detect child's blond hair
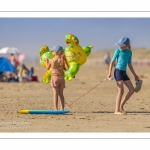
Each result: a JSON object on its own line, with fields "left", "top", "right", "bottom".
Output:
{"left": 126, "top": 44, "right": 131, "bottom": 51}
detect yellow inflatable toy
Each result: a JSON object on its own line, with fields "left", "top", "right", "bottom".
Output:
{"left": 39, "top": 46, "right": 53, "bottom": 83}
{"left": 39, "top": 34, "right": 93, "bottom": 83}
{"left": 64, "top": 34, "right": 93, "bottom": 80}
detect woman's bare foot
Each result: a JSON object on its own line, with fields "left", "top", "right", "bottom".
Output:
{"left": 114, "top": 111, "right": 126, "bottom": 115}
{"left": 120, "top": 106, "right": 127, "bottom": 114}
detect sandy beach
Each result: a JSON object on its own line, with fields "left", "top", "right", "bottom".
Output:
{"left": 0, "top": 52, "right": 150, "bottom": 133}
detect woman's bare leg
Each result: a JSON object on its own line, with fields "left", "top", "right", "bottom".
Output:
{"left": 52, "top": 87, "right": 59, "bottom": 110}
{"left": 58, "top": 87, "right": 65, "bottom": 110}
{"left": 115, "top": 80, "right": 125, "bottom": 115}
{"left": 120, "top": 80, "right": 134, "bottom": 112}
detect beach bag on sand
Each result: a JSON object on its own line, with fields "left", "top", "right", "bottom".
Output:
{"left": 134, "top": 80, "right": 143, "bottom": 93}
{"left": 31, "top": 76, "right": 38, "bottom": 82}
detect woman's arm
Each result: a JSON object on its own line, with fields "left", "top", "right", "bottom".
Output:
{"left": 107, "top": 60, "right": 115, "bottom": 79}
{"left": 64, "top": 59, "right": 69, "bottom": 71}
{"left": 45, "top": 58, "right": 51, "bottom": 70}
{"left": 128, "top": 64, "right": 140, "bottom": 80}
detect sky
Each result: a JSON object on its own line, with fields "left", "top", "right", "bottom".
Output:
{"left": 0, "top": 18, "right": 150, "bottom": 58}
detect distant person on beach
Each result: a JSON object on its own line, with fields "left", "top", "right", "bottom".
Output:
{"left": 18, "top": 64, "right": 34, "bottom": 82}
{"left": 104, "top": 52, "right": 110, "bottom": 65}
{"left": 45, "top": 45, "right": 69, "bottom": 110}
{"left": 104, "top": 52, "right": 111, "bottom": 71}
{"left": 9, "top": 53, "right": 20, "bottom": 70}
{"left": 8, "top": 53, "right": 20, "bottom": 80}
{"left": 107, "top": 36, "right": 141, "bottom": 115}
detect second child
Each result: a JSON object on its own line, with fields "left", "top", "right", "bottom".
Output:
{"left": 107, "top": 36, "right": 140, "bottom": 115}
{"left": 45, "top": 45, "right": 69, "bottom": 110}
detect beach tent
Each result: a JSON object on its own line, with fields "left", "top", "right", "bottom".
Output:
{"left": 0, "top": 57, "right": 16, "bottom": 72}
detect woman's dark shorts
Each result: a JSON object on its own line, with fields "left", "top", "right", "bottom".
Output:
{"left": 114, "top": 69, "right": 130, "bottom": 81}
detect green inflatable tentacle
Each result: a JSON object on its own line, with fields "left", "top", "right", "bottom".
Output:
{"left": 82, "top": 45, "right": 93, "bottom": 57}
{"left": 64, "top": 62, "right": 80, "bottom": 81}
{"left": 42, "top": 70, "right": 52, "bottom": 84}
{"left": 39, "top": 46, "right": 54, "bottom": 84}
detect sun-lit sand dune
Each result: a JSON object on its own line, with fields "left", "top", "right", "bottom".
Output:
{"left": 0, "top": 48, "right": 150, "bottom": 132}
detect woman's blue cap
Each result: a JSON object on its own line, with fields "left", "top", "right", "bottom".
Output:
{"left": 51, "top": 45, "right": 63, "bottom": 52}
{"left": 115, "top": 36, "right": 130, "bottom": 47}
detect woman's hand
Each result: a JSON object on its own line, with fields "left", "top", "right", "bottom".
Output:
{"left": 134, "top": 74, "right": 140, "bottom": 81}
{"left": 128, "top": 64, "right": 140, "bottom": 81}
{"left": 107, "top": 74, "right": 111, "bottom": 79}
{"left": 44, "top": 58, "right": 49, "bottom": 64}
{"left": 44, "top": 58, "right": 48, "bottom": 61}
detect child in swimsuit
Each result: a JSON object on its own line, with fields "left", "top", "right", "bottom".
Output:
{"left": 45, "top": 45, "right": 69, "bottom": 110}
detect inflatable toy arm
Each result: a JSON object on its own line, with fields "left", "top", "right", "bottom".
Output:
{"left": 64, "top": 62, "right": 80, "bottom": 81}
{"left": 39, "top": 46, "right": 55, "bottom": 84}
{"left": 42, "top": 70, "right": 51, "bottom": 84}
{"left": 82, "top": 45, "right": 93, "bottom": 57}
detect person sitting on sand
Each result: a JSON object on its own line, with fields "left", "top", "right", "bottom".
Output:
{"left": 19, "top": 64, "right": 34, "bottom": 82}
{"left": 9, "top": 53, "right": 20, "bottom": 70}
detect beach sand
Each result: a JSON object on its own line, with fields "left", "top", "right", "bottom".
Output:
{"left": 0, "top": 62, "right": 150, "bottom": 132}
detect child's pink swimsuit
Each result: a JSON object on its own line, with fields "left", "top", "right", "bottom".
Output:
{"left": 51, "top": 58, "right": 65, "bottom": 88}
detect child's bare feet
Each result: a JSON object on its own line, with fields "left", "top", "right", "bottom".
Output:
{"left": 114, "top": 111, "right": 126, "bottom": 115}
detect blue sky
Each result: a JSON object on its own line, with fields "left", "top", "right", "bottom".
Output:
{"left": 0, "top": 18, "right": 150, "bottom": 58}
